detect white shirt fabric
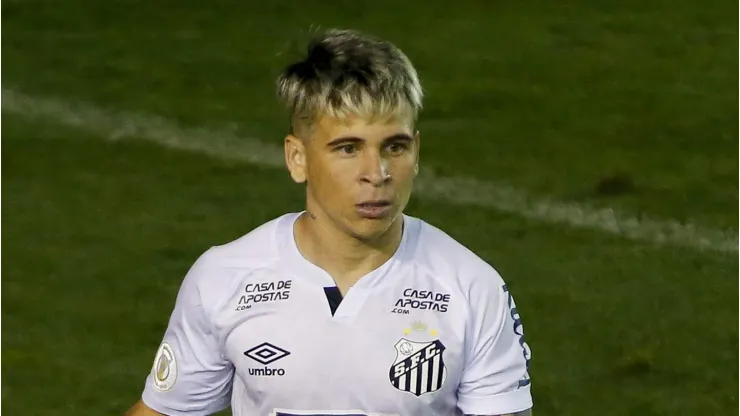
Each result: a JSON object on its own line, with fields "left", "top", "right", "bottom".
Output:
{"left": 141, "top": 212, "right": 533, "bottom": 416}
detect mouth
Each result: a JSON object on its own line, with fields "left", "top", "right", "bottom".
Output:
{"left": 355, "top": 200, "right": 393, "bottom": 219}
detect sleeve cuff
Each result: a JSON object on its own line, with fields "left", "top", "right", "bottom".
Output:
{"left": 457, "top": 386, "right": 533, "bottom": 415}
{"left": 141, "top": 390, "right": 229, "bottom": 416}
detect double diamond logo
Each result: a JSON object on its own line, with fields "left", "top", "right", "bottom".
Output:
{"left": 244, "top": 342, "right": 291, "bottom": 365}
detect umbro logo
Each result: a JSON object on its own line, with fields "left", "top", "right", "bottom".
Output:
{"left": 244, "top": 342, "right": 290, "bottom": 377}
{"left": 244, "top": 342, "right": 291, "bottom": 365}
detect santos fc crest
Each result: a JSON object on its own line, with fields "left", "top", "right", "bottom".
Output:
{"left": 388, "top": 322, "right": 447, "bottom": 396}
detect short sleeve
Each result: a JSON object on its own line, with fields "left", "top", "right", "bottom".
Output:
{"left": 141, "top": 250, "right": 235, "bottom": 416}
{"left": 457, "top": 275, "right": 533, "bottom": 415}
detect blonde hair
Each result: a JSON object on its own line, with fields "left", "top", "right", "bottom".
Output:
{"left": 276, "top": 28, "right": 424, "bottom": 135}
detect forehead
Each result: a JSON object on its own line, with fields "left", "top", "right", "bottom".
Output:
{"left": 311, "top": 113, "right": 415, "bottom": 142}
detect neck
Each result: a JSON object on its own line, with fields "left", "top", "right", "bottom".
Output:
{"left": 294, "top": 210, "right": 404, "bottom": 288}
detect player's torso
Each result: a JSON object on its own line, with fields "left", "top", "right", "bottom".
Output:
{"left": 213, "top": 266, "right": 467, "bottom": 416}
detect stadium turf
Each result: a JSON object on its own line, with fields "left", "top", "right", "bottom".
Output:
{"left": 2, "top": 1, "right": 737, "bottom": 414}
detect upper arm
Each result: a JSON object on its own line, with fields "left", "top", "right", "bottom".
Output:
{"left": 125, "top": 400, "right": 166, "bottom": 416}
{"left": 139, "top": 250, "right": 235, "bottom": 415}
{"left": 456, "top": 271, "right": 533, "bottom": 415}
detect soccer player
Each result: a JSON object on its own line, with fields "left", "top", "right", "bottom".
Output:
{"left": 126, "top": 28, "right": 533, "bottom": 416}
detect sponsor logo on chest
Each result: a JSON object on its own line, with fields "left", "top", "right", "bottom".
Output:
{"left": 391, "top": 288, "right": 450, "bottom": 314}
{"left": 235, "top": 280, "right": 292, "bottom": 311}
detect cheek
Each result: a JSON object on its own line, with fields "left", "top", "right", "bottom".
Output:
{"left": 308, "top": 159, "right": 355, "bottom": 195}
{"left": 391, "top": 159, "right": 418, "bottom": 182}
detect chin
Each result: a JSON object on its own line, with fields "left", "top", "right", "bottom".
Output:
{"left": 347, "top": 215, "right": 400, "bottom": 242}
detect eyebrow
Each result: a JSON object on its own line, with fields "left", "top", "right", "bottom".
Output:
{"left": 325, "top": 133, "right": 414, "bottom": 148}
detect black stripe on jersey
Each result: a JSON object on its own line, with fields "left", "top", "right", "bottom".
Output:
{"left": 323, "top": 286, "right": 343, "bottom": 316}
{"left": 436, "top": 360, "right": 445, "bottom": 390}
{"left": 414, "top": 361, "right": 424, "bottom": 395}
{"left": 426, "top": 361, "right": 434, "bottom": 393}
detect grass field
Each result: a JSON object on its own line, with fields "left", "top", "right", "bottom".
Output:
{"left": 2, "top": 1, "right": 738, "bottom": 415}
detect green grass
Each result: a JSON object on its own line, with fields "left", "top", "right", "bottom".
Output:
{"left": 3, "top": 0, "right": 737, "bottom": 229}
{"left": 2, "top": 0, "right": 738, "bottom": 415}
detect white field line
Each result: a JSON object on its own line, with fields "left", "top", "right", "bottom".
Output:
{"left": 2, "top": 88, "right": 737, "bottom": 254}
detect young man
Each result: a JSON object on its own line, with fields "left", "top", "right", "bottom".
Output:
{"left": 126, "top": 28, "right": 533, "bottom": 416}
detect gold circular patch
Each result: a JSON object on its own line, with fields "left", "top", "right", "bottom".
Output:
{"left": 151, "top": 342, "right": 177, "bottom": 391}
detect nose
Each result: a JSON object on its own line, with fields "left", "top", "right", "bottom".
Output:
{"left": 360, "top": 151, "right": 391, "bottom": 187}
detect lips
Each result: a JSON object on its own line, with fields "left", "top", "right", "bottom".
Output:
{"left": 357, "top": 200, "right": 391, "bottom": 207}
{"left": 355, "top": 200, "right": 392, "bottom": 219}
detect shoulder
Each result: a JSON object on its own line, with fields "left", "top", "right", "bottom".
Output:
{"left": 205, "top": 212, "right": 295, "bottom": 265}
{"left": 405, "top": 215, "right": 507, "bottom": 301}
{"left": 183, "top": 212, "right": 298, "bottom": 304}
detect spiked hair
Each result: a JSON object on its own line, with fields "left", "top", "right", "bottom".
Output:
{"left": 276, "top": 28, "right": 424, "bottom": 135}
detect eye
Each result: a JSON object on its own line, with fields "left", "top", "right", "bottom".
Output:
{"left": 387, "top": 142, "right": 409, "bottom": 154}
{"left": 336, "top": 144, "right": 357, "bottom": 155}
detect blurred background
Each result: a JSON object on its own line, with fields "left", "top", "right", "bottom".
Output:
{"left": 2, "top": 0, "right": 737, "bottom": 414}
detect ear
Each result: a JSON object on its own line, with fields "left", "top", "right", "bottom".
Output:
{"left": 284, "top": 134, "right": 307, "bottom": 183}
{"left": 413, "top": 130, "right": 421, "bottom": 175}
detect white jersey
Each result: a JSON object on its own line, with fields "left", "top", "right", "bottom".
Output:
{"left": 141, "top": 212, "right": 533, "bottom": 416}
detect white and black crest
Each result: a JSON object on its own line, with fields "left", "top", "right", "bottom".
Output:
{"left": 388, "top": 338, "right": 447, "bottom": 396}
